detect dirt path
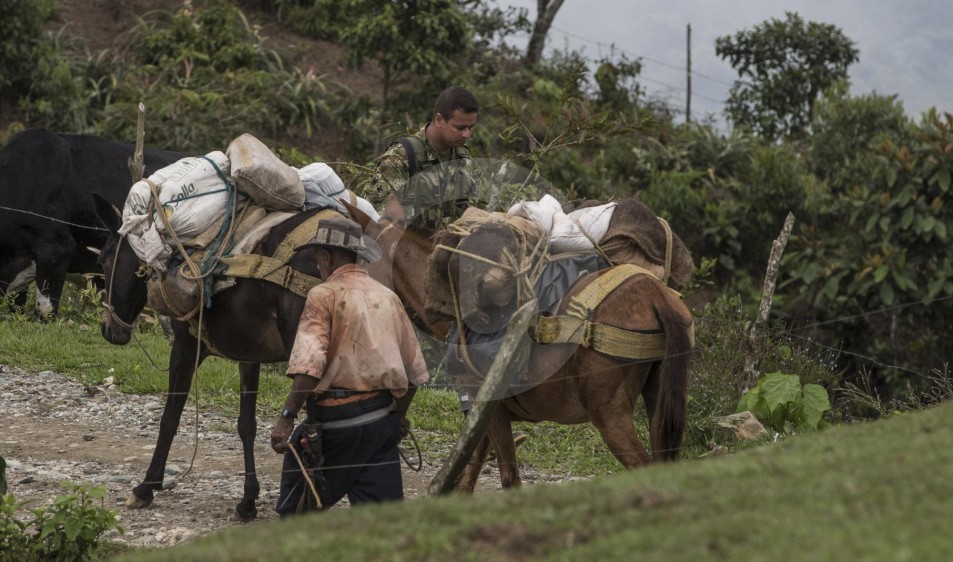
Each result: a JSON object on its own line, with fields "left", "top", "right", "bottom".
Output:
{"left": 0, "top": 364, "right": 525, "bottom": 547}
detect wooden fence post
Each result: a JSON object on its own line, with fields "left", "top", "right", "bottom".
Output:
{"left": 428, "top": 298, "right": 538, "bottom": 495}
{"left": 743, "top": 212, "right": 795, "bottom": 391}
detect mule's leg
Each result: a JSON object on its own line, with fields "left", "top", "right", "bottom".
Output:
{"left": 641, "top": 365, "right": 661, "bottom": 426}
{"left": 232, "top": 362, "right": 261, "bottom": 521}
{"left": 484, "top": 412, "right": 522, "bottom": 488}
{"left": 455, "top": 435, "right": 491, "bottom": 494}
{"left": 127, "top": 325, "right": 204, "bottom": 508}
{"left": 588, "top": 374, "right": 654, "bottom": 469}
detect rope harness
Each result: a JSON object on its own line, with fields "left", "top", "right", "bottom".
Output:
{"left": 433, "top": 214, "right": 691, "bottom": 368}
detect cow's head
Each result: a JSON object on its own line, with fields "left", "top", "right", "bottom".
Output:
{"left": 93, "top": 192, "right": 147, "bottom": 345}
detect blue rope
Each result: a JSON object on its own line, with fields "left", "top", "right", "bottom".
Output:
{"left": 196, "top": 155, "right": 238, "bottom": 308}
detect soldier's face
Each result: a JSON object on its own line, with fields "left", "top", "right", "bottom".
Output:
{"left": 435, "top": 109, "right": 477, "bottom": 148}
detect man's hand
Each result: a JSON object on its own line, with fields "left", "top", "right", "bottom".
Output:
{"left": 271, "top": 417, "right": 295, "bottom": 454}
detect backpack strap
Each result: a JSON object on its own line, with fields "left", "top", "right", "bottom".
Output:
{"left": 396, "top": 135, "right": 440, "bottom": 178}
{"left": 396, "top": 137, "right": 420, "bottom": 177}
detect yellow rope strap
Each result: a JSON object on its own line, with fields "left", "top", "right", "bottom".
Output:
{"left": 533, "top": 263, "right": 689, "bottom": 361}
{"left": 216, "top": 208, "right": 342, "bottom": 297}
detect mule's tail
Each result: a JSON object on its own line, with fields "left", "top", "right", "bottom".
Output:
{"left": 650, "top": 290, "right": 694, "bottom": 462}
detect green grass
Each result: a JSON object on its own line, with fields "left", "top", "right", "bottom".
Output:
{"left": 0, "top": 302, "right": 629, "bottom": 477}
{"left": 113, "top": 399, "right": 953, "bottom": 561}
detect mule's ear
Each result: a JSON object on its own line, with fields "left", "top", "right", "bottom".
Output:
{"left": 384, "top": 193, "right": 405, "bottom": 223}
{"left": 341, "top": 198, "right": 370, "bottom": 229}
{"left": 93, "top": 192, "right": 122, "bottom": 232}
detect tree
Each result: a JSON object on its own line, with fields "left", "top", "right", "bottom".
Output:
{"left": 715, "top": 12, "right": 859, "bottom": 141}
{"left": 524, "top": 0, "right": 565, "bottom": 66}
{"left": 337, "top": 0, "right": 472, "bottom": 122}
{"left": 782, "top": 110, "right": 953, "bottom": 396}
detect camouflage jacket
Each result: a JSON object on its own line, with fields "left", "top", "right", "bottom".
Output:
{"left": 366, "top": 125, "right": 482, "bottom": 228}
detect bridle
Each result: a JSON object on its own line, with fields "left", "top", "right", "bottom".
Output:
{"left": 101, "top": 233, "right": 141, "bottom": 333}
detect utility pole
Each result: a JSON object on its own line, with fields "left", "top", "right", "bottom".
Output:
{"left": 686, "top": 23, "right": 692, "bottom": 123}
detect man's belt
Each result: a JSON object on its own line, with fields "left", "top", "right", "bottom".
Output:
{"left": 315, "top": 388, "right": 391, "bottom": 407}
{"left": 319, "top": 406, "right": 392, "bottom": 430}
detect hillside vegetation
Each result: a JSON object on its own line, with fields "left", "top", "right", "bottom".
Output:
{"left": 117, "top": 400, "right": 953, "bottom": 561}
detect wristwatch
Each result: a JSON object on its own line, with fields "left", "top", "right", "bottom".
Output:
{"left": 280, "top": 407, "right": 297, "bottom": 421}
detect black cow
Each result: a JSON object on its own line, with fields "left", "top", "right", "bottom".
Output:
{"left": 0, "top": 128, "right": 189, "bottom": 316}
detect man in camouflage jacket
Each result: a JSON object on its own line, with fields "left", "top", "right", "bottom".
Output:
{"left": 366, "top": 86, "right": 482, "bottom": 228}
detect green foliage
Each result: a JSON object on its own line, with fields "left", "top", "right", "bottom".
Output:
{"left": 131, "top": 0, "right": 261, "bottom": 71}
{"left": 808, "top": 83, "right": 914, "bottom": 192}
{"left": 0, "top": 483, "right": 122, "bottom": 562}
{"left": 593, "top": 54, "right": 642, "bottom": 115}
{"left": 0, "top": 455, "right": 6, "bottom": 496}
{"left": 96, "top": 0, "right": 335, "bottom": 152}
{"left": 0, "top": 0, "right": 55, "bottom": 104}
{"left": 688, "top": 295, "right": 839, "bottom": 447}
{"left": 737, "top": 371, "right": 831, "bottom": 433}
{"left": 783, "top": 110, "right": 953, "bottom": 393}
{"left": 334, "top": 0, "right": 472, "bottom": 119}
{"left": 716, "top": 11, "right": 859, "bottom": 141}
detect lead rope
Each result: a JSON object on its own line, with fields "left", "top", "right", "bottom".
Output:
{"left": 288, "top": 445, "right": 323, "bottom": 509}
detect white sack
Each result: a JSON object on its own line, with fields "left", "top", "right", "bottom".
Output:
{"left": 228, "top": 133, "right": 304, "bottom": 211}
{"left": 120, "top": 151, "right": 235, "bottom": 268}
{"left": 298, "top": 162, "right": 380, "bottom": 222}
{"left": 506, "top": 194, "right": 563, "bottom": 235}
{"left": 550, "top": 202, "right": 617, "bottom": 253}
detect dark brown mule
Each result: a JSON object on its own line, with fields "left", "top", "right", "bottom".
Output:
{"left": 93, "top": 193, "right": 340, "bottom": 520}
{"left": 347, "top": 195, "right": 695, "bottom": 492}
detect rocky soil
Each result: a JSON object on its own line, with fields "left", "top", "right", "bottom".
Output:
{"left": 0, "top": 364, "right": 563, "bottom": 549}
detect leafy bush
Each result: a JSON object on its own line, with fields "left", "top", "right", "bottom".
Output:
{"left": 737, "top": 371, "right": 831, "bottom": 433}
{"left": 0, "top": 483, "right": 122, "bottom": 562}
{"left": 687, "top": 295, "right": 839, "bottom": 448}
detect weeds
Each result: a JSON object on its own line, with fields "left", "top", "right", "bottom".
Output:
{"left": 0, "top": 483, "right": 122, "bottom": 562}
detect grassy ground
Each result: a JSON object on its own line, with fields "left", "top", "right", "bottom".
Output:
{"left": 0, "top": 296, "right": 631, "bottom": 477}
{"left": 111, "top": 396, "right": 953, "bottom": 561}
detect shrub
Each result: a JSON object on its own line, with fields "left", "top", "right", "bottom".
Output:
{"left": 0, "top": 482, "right": 122, "bottom": 562}
{"left": 737, "top": 371, "right": 832, "bottom": 433}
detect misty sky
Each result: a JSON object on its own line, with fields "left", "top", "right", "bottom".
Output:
{"left": 503, "top": 0, "right": 952, "bottom": 126}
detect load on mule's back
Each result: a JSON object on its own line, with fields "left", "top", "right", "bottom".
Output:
{"left": 418, "top": 194, "right": 696, "bottom": 490}
{"left": 94, "top": 133, "right": 381, "bottom": 521}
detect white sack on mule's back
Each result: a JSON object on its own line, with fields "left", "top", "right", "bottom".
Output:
{"left": 227, "top": 133, "right": 304, "bottom": 211}
{"left": 120, "top": 151, "right": 235, "bottom": 269}
{"left": 551, "top": 202, "right": 616, "bottom": 252}
{"left": 298, "top": 162, "right": 380, "bottom": 222}
{"left": 507, "top": 194, "right": 616, "bottom": 253}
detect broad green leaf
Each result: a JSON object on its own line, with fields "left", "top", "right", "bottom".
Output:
{"left": 923, "top": 215, "right": 936, "bottom": 233}
{"left": 874, "top": 264, "right": 889, "bottom": 283}
{"left": 935, "top": 220, "right": 948, "bottom": 241}
{"left": 928, "top": 276, "right": 947, "bottom": 298}
{"left": 880, "top": 282, "right": 896, "bottom": 305}
{"left": 886, "top": 166, "right": 898, "bottom": 188}
{"left": 758, "top": 372, "right": 801, "bottom": 414}
{"left": 934, "top": 166, "right": 951, "bottom": 192}
{"left": 801, "top": 384, "right": 831, "bottom": 429}
{"left": 901, "top": 206, "right": 915, "bottom": 229}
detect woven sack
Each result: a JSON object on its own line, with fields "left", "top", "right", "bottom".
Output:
{"left": 227, "top": 133, "right": 304, "bottom": 211}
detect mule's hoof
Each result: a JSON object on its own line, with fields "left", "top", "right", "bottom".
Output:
{"left": 125, "top": 493, "right": 152, "bottom": 509}
{"left": 229, "top": 509, "right": 256, "bottom": 523}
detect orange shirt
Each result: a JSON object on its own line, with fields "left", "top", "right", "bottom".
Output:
{"left": 286, "top": 263, "right": 429, "bottom": 398}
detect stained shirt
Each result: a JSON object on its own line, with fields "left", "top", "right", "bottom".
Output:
{"left": 286, "top": 263, "right": 429, "bottom": 399}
